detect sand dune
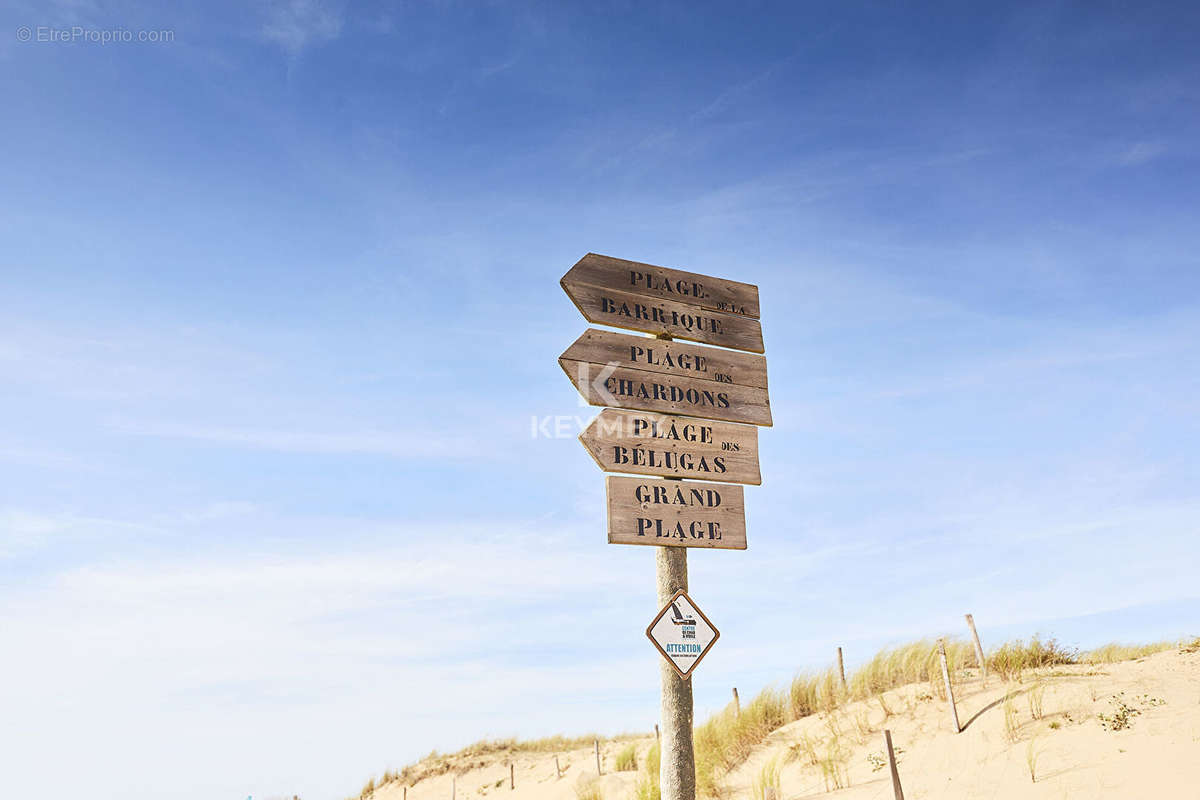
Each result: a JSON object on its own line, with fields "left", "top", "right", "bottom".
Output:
{"left": 364, "top": 645, "right": 1200, "bottom": 800}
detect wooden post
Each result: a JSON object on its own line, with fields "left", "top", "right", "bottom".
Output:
{"left": 404, "top": 787, "right": 407, "bottom": 800}
{"left": 732, "top": 687, "right": 740, "bottom": 719}
{"left": 883, "top": 730, "right": 904, "bottom": 800}
{"left": 595, "top": 739, "right": 602, "bottom": 775}
{"left": 657, "top": 545, "right": 695, "bottom": 800}
{"left": 763, "top": 788, "right": 777, "bottom": 800}
{"left": 938, "top": 640, "right": 960, "bottom": 733}
{"left": 837, "top": 646, "right": 847, "bottom": 693}
{"left": 654, "top": 724, "right": 660, "bottom": 743}
{"left": 654, "top": 333, "right": 696, "bottom": 800}
{"left": 965, "top": 614, "right": 987, "bottom": 682}
{"left": 510, "top": 763, "right": 514, "bottom": 790}
{"left": 452, "top": 776, "right": 456, "bottom": 800}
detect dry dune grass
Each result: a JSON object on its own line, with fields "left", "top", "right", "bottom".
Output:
{"left": 987, "top": 636, "right": 1076, "bottom": 680}
{"left": 349, "top": 635, "right": 1200, "bottom": 800}
{"left": 1080, "top": 640, "right": 1176, "bottom": 663}
{"left": 633, "top": 742, "right": 660, "bottom": 800}
{"left": 669, "top": 635, "right": 1197, "bottom": 798}
{"left": 846, "top": 639, "right": 974, "bottom": 700}
{"left": 687, "top": 638, "right": 979, "bottom": 797}
{"left": 358, "top": 733, "right": 642, "bottom": 799}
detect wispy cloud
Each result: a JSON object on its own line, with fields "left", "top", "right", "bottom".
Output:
{"left": 0, "top": 509, "right": 160, "bottom": 558}
{"left": 107, "top": 419, "right": 488, "bottom": 459}
{"left": 1116, "top": 140, "right": 1167, "bottom": 166}
{"left": 261, "top": 0, "right": 343, "bottom": 55}
{"left": 0, "top": 516, "right": 654, "bottom": 799}
{"left": 0, "top": 510, "right": 70, "bottom": 546}
{"left": 690, "top": 54, "right": 796, "bottom": 124}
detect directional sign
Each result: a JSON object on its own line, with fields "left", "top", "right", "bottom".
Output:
{"left": 561, "top": 255, "right": 764, "bottom": 353}
{"left": 564, "top": 253, "right": 761, "bottom": 318}
{"left": 606, "top": 475, "right": 747, "bottom": 550}
{"left": 560, "top": 329, "right": 772, "bottom": 427}
{"left": 581, "top": 409, "right": 761, "bottom": 485}
{"left": 561, "top": 328, "right": 769, "bottom": 389}
{"left": 647, "top": 589, "right": 720, "bottom": 679}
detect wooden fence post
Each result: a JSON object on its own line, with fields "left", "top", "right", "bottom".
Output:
{"left": 451, "top": 776, "right": 456, "bottom": 800}
{"left": 884, "top": 729, "right": 904, "bottom": 800}
{"left": 510, "top": 763, "right": 514, "bottom": 790}
{"left": 595, "top": 739, "right": 602, "bottom": 775}
{"left": 837, "top": 646, "right": 847, "bottom": 693}
{"left": 938, "top": 639, "right": 961, "bottom": 733}
{"left": 764, "top": 788, "right": 777, "bottom": 800}
{"left": 965, "top": 613, "right": 987, "bottom": 682}
{"left": 732, "top": 687, "right": 740, "bottom": 719}
{"left": 654, "top": 724, "right": 660, "bottom": 743}
{"left": 555, "top": 755, "right": 561, "bottom": 779}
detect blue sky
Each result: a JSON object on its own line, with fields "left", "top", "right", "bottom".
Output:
{"left": 2, "top": 1, "right": 1198, "bottom": 799}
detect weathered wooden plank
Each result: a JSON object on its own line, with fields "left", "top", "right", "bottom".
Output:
{"left": 606, "top": 475, "right": 747, "bottom": 550}
{"left": 561, "top": 280, "right": 765, "bottom": 353}
{"left": 580, "top": 409, "right": 761, "bottom": 485}
{"left": 562, "top": 253, "right": 761, "bottom": 319}
{"left": 560, "top": 328, "right": 768, "bottom": 390}
{"left": 884, "top": 730, "right": 905, "bottom": 800}
{"left": 560, "top": 357, "right": 772, "bottom": 426}
{"left": 966, "top": 613, "right": 988, "bottom": 682}
{"left": 938, "top": 639, "right": 961, "bottom": 734}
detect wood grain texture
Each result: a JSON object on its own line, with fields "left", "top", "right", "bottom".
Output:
{"left": 938, "top": 639, "right": 961, "bottom": 733}
{"left": 560, "top": 328, "right": 768, "bottom": 389}
{"left": 965, "top": 613, "right": 988, "bottom": 680}
{"left": 561, "top": 280, "right": 765, "bottom": 353}
{"left": 563, "top": 253, "right": 760, "bottom": 318}
{"left": 884, "top": 730, "right": 905, "bottom": 800}
{"left": 559, "top": 359, "right": 772, "bottom": 426}
{"left": 580, "top": 409, "right": 761, "bottom": 485}
{"left": 606, "top": 475, "right": 746, "bottom": 549}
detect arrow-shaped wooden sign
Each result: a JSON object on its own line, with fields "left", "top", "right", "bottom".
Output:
{"left": 561, "top": 254, "right": 764, "bottom": 353}
{"left": 581, "top": 409, "right": 761, "bottom": 485}
{"left": 559, "top": 328, "right": 772, "bottom": 426}
{"left": 606, "top": 475, "right": 747, "bottom": 550}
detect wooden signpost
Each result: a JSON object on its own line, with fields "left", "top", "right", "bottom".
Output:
{"left": 606, "top": 476, "right": 747, "bottom": 549}
{"left": 580, "top": 409, "right": 761, "bottom": 485}
{"left": 559, "top": 328, "right": 772, "bottom": 426}
{"left": 560, "top": 328, "right": 769, "bottom": 389}
{"left": 561, "top": 254, "right": 765, "bottom": 352}
{"left": 558, "top": 253, "right": 771, "bottom": 800}
{"left": 562, "top": 253, "right": 762, "bottom": 318}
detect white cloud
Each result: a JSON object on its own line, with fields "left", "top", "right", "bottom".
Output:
{"left": 0, "top": 509, "right": 69, "bottom": 545}
{"left": 261, "top": 0, "right": 344, "bottom": 55}
{"left": 1117, "top": 140, "right": 1167, "bottom": 166}
{"left": 0, "top": 509, "right": 158, "bottom": 558}
{"left": 107, "top": 418, "right": 490, "bottom": 459}
{"left": 0, "top": 521, "right": 655, "bottom": 800}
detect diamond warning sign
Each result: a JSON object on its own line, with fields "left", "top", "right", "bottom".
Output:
{"left": 646, "top": 589, "right": 720, "bottom": 679}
